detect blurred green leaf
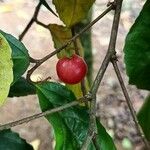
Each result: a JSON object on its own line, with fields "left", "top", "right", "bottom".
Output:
{"left": 123, "top": 0, "right": 150, "bottom": 90}
{"left": 36, "top": 82, "right": 116, "bottom": 149}
{"left": 52, "top": 0, "right": 95, "bottom": 27}
{"left": 0, "top": 32, "right": 13, "bottom": 107}
{"left": 94, "top": 120, "right": 117, "bottom": 150}
{"left": 0, "top": 30, "right": 30, "bottom": 84}
{"left": 137, "top": 94, "right": 150, "bottom": 141}
{"left": 9, "top": 77, "right": 35, "bottom": 97}
{"left": 0, "top": 129, "right": 33, "bottom": 150}
{"left": 75, "top": 10, "right": 93, "bottom": 85}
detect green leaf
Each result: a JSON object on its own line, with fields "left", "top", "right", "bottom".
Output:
{"left": 36, "top": 82, "right": 79, "bottom": 149}
{"left": 137, "top": 94, "right": 150, "bottom": 141}
{"left": 0, "top": 33, "right": 13, "bottom": 106}
{"left": 0, "top": 129, "right": 33, "bottom": 150}
{"left": 36, "top": 82, "right": 116, "bottom": 149}
{"left": 66, "top": 83, "right": 83, "bottom": 99}
{"left": 0, "top": 30, "right": 30, "bottom": 84}
{"left": 95, "top": 120, "right": 117, "bottom": 150}
{"left": 52, "top": 0, "right": 95, "bottom": 27}
{"left": 48, "top": 24, "right": 75, "bottom": 58}
{"left": 8, "top": 77, "right": 36, "bottom": 97}
{"left": 40, "top": 0, "right": 58, "bottom": 17}
{"left": 66, "top": 79, "right": 89, "bottom": 99}
{"left": 123, "top": 0, "right": 150, "bottom": 90}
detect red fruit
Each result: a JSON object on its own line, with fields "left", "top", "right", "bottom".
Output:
{"left": 56, "top": 54, "right": 87, "bottom": 84}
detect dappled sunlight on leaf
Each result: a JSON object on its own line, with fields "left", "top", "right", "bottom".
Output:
{"left": 30, "top": 139, "right": 40, "bottom": 150}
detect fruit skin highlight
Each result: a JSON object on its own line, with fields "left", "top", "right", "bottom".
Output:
{"left": 56, "top": 54, "right": 88, "bottom": 84}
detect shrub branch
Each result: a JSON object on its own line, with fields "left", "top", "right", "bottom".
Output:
{"left": 112, "top": 59, "right": 150, "bottom": 149}
{"left": 19, "top": 2, "right": 42, "bottom": 41}
{"left": 81, "top": 0, "right": 123, "bottom": 148}
{"left": 0, "top": 101, "right": 80, "bottom": 131}
{"left": 1, "top": 0, "right": 149, "bottom": 149}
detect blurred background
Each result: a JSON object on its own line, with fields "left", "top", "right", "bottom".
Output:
{"left": 0, "top": 0, "right": 148, "bottom": 149}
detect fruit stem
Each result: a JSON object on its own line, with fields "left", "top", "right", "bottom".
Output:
{"left": 71, "top": 26, "right": 80, "bottom": 56}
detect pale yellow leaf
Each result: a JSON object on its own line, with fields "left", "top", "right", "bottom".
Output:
{"left": 0, "top": 33, "right": 13, "bottom": 106}
{"left": 53, "top": 0, "right": 95, "bottom": 27}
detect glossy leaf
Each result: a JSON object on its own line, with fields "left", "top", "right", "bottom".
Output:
{"left": 52, "top": 0, "right": 95, "bottom": 27}
{"left": 123, "top": 0, "right": 150, "bottom": 90}
{"left": 0, "top": 33, "right": 13, "bottom": 106}
{"left": 137, "top": 94, "right": 150, "bottom": 141}
{"left": 36, "top": 82, "right": 79, "bottom": 149}
{"left": 0, "top": 129, "right": 33, "bottom": 150}
{"left": 36, "top": 82, "right": 116, "bottom": 149}
{"left": 9, "top": 77, "right": 36, "bottom": 97}
{"left": 0, "top": 30, "right": 30, "bottom": 84}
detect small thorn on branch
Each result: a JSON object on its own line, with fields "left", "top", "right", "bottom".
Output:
{"left": 110, "top": 53, "right": 118, "bottom": 62}
{"left": 107, "top": 0, "right": 116, "bottom": 9}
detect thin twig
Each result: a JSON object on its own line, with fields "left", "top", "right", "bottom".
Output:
{"left": 91, "top": 0, "right": 122, "bottom": 95}
{"left": 81, "top": 50, "right": 111, "bottom": 149}
{"left": 81, "top": 79, "right": 87, "bottom": 96}
{"left": 108, "top": 0, "right": 150, "bottom": 148}
{"left": 35, "top": 19, "right": 49, "bottom": 29}
{"left": 81, "top": 94, "right": 97, "bottom": 150}
{"left": 112, "top": 60, "right": 150, "bottom": 149}
{"left": 19, "top": 2, "right": 42, "bottom": 41}
{"left": 26, "top": 4, "right": 114, "bottom": 82}
{"left": 81, "top": 0, "right": 123, "bottom": 148}
{"left": 0, "top": 101, "right": 79, "bottom": 131}
{"left": 90, "top": 52, "right": 111, "bottom": 95}
{"left": 71, "top": 26, "right": 87, "bottom": 97}
{"left": 81, "top": 50, "right": 113, "bottom": 148}
{"left": 71, "top": 26, "right": 79, "bottom": 55}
